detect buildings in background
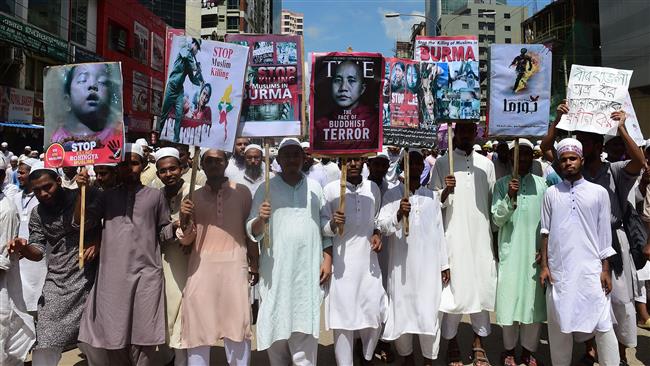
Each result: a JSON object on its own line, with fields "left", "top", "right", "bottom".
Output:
{"left": 395, "top": 41, "right": 411, "bottom": 58}
{"left": 280, "top": 10, "right": 303, "bottom": 35}
{"left": 0, "top": 0, "right": 168, "bottom": 145}
{"left": 597, "top": 0, "right": 650, "bottom": 136}
{"left": 522, "top": 0, "right": 601, "bottom": 118}
{"left": 200, "top": 0, "right": 272, "bottom": 41}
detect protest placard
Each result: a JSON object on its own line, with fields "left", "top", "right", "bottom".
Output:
{"left": 414, "top": 35, "right": 480, "bottom": 121}
{"left": 43, "top": 62, "right": 125, "bottom": 168}
{"left": 226, "top": 34, "right": 303, "bottom": 137}
{"left": 488, "top": 44, "right": 552, "bottom": 137}
{"left": 383, "top": 58, "right": 437, "bottom": 148}
{"left": 556, "top": 64, "right": 633, "bottom": 135}
{"left": 623, "top": 92, "right": 645, "bottom": 146}
{"left": 310, "top": 52, "right": 384, "bottom": 155}
{"left": 158, "top": 36, "right": 249, "bottom": 151}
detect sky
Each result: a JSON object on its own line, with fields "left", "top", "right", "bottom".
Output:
{"left": 283, "top": 0, "right": 552, "bottom": 57}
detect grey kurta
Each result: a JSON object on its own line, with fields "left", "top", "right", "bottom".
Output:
{"left": 29, "top": 188, "right": 98, "bottom": 349}
{"left": 78, "top": 185, "right": 174, "bottom": 349}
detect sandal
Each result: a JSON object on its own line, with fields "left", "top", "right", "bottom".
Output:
{"left": 638, "top": 318, "right": 650, "bottom": 330}
{"left": 373, "top": 342, "right": 394, "bottom": 364}
{"left": 522, "top": 353, "right": 541, "bottom": 366}
{"left": 472, "top": 347, "right": 491, "bottom": 366}
{"left": 447, "top": 343, "right": 463, "bottom": 366}
{"left": 500, "top": 351, "right": 516, "bottom": 366}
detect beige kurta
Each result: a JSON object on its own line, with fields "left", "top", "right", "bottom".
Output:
{"left": 160, "top": 181, "right": 192, "bottom": 348}
{"left": 177, "top": 181, "right": 252, "bottom": 348}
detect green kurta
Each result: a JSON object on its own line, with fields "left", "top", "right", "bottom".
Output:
{"left": 491, "top": 173, "right": 547, "bottom": 325}
{"left": 246, "top": 174, "right": 332, "bottom": 350}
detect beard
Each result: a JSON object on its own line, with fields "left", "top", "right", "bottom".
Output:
{"left": 245, "top": 164, "right": 262, "bottom": 180}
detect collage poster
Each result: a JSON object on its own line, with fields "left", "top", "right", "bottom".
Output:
{"left": 414, "top": 35, "right": 480, "bottom": 121}
{"left": 226, "top": 34, "right": 303, "bottom": 137}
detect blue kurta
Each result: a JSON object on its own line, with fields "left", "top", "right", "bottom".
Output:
{"left": 246, "top": 174, "right": 331, "bottom": 350}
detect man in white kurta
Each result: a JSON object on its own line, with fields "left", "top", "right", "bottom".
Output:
{"left": 540, "top": 138, "right": 619, "bottom": 366}
{"left": 379, "top": 151, "right": 449, "bottom": 364}
{"left": 246, "top": 138, "right": 332, "bottom": 366}
{"left": 321, "top": 158, "right": 387, "bottom": 366}
{"left": 0, "top": 163, "right": 36, "bottom": 365}
{"left": 428, "top": 123, "right": 496, "bottom": 365}
{"left": 12, "top": 158, "right": 45, "bottom": 314}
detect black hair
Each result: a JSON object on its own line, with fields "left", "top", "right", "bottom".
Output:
{"left": 29, "top": 169, "right": 59, "bottom": 182}
{"left": 63, "top": 64, "right": 113, "bottom": 96}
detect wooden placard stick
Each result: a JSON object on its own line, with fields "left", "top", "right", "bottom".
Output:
{"left": 447, "top": 122, "right": 454, "bottom": 176}
{"left": 263, "top": 139, "right": 271, "bottom": 248}
{"left": 338, "top": 157, "right": 348, "bottom": 236}
{"left": 512, "top": 139, "right": 520, "bottom": 208}
{"left": 181, "top": 145, "right": 200, "bottom": 231}
{"left": 403, "top": 148, "right": 410, "bottom": 236}
{"left": 79, "top": 183, "right": 86, "bottom": 269}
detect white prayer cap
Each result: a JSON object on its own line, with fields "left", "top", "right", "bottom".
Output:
{"left": 508, "top": 138, "right": 534, "bottom": 150}
{"left": 473, "top": 144, "right": 482, "bottom": 152}
{"left": 29, "top": 161, "right": 57, "bottom": 176}
{"left": 25, "top": 145, "right": 31, "bottom": 150}
{"left": 10, "top": 156, "right": 18, "bottom": 161}
{"left": 95, "top": 163, "right": 118, "bottom": 167}
{"left": 536, "top": 140, "right": 542, "bottom": 145}
{"left": 199, "top": 147, "right": 210, "bottom": 160}
{"left": 38, "top": 153, "right": 44, "bottom": 160}
{"left": 125, "top": 143, "right": 144, "bottom": 158}
{"left": 154, "top": 147, "right": 180, "bottom": 163}
{"left": 278, "top": 138, "right": 302, "bottom": 152}
{"left": 0, "top": 157, "right": 6, "bottom": 170}
{"left": 533, "top": 145, "right": 542, "bottom": 152}
{"left": 135, "top": 138, "right": 149, "bottom": 148}
{"left": 556, "top": 138, "right": 583, "bottom": 158}
{"left": 300, "top": 141, "right": 310, "bottom": 149}
{"left": 492, "top": 140, "right": 499, "bottom": 146}
{"left": 1, "top": 142, "right": 7, "bottom": 147}
{"left": 20, "top": 158, "right": 39, "bottom": 168}
{"left": 483, "top": 141, "right": 492, "bottom": 149}
{"left": 244, "top": 144, "right": 263, "bottom": 155}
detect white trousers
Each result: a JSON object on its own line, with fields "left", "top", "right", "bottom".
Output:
{"left": 267, "top": 332, "right": 318, "bottom": 366}
{"left": 612, "top": 300, "right": 637, "bottom": 348}
{"left": 394, "top": 331, "right": 441, "bottom": 361}
{"left": 187, "top": 339, "right": 251, "bottom": 366}
{"left": 333, "top": 327, "right": 381, "bottom": 365}
{"left": 441, "top": 311, "right": 491, "bottom": 339}
{"left": 31, "top": 347, "right": 62, "bottom": 366}
{"left": 501, "top": 323, "right": 541, "bottom": 352}
{"left": 547, "top": 291, "right": 619, "bottom": 366}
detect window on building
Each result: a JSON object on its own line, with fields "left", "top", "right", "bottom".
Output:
{"left": 108, "top": 21, "right": 128, "bottom": 54}
{"left": 505, "top": 25, "right": 511, "bottom": 31}
{"left": 219, "top": 15, "right": 225, "bottom": 22}
{"left": 505, "top": 38, "right": 512, "bottom": 43}
{"left": 504, "top": 13, "right": 511, "bottom": 18}
{"left": 28, "top": 0, "right": 63, "bottom": 36}
{"left": 478, "top": 35, "right": 485, "bottom": 42}
{"left": 0, "top": 0, "right": 16, "bottom": 16}
{"left": 487, "top": 35, "right": 495, "bottom": 43}
{"left": 297, "top": 24, "right": 303, "bottom": 29}
{"left": 227, "top": 0, "right": 238, "bottom": 9}
{"left": 462, "top": 23, "right": 469, "bottom": 29}
{"left": 227, "top": 17, "right": 239, "bottom": 31}
{"left": 202, "top": 14, "right": 218, "bottom": 28}
{"left": 284, "top": 14, "right": 290, "bottom": 19}
{"left": 487, "top": 22, "right": 495, "bottom": 31}
{"left": 70, "top": 0, "right": 88, "bottom": 46}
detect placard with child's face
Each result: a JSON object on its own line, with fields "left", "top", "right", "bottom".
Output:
{"left": 43, "top": 62, "right": 125, "bottom": 168}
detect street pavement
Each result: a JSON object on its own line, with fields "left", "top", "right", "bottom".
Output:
{"left": 57, "top": 313, "right": 650, "bottom": 365}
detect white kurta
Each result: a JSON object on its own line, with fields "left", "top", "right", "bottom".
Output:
{"left": 429, "top": 149, "right": 497, "bottom": 314}
{"left": 321, "top": 179, "right": 387, "bottom": 331}
{"left": 12, "top": 191, "right": 45, "bottom": 312}
{"left": 319, "top": 161, "right": 341, "bottom": 185}
{"left": 378, "top": 185, "right": 449, "bottom": 340}
{"left": 541, "top": 178, "right": 615, "bottom": 333}
{"left": 0, "top": 192, "right": 36, "bottom": 364}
